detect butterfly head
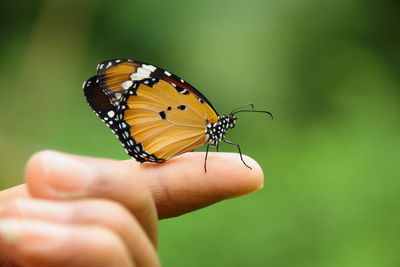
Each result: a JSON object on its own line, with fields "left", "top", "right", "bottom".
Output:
{"left": 227, "top": 114, "right": 237, "bottom": 129}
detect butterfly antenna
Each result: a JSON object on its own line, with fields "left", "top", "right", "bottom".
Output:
{"left": 229, "top": 103, "right": 255, "bottom": 115}
{"left": 232, "top": 109, "right": 274, "bottom": 120}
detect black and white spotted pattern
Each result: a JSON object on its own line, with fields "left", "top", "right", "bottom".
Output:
{"left": 84, "top": 58, "right": 273, "bottom": 171}
{"left": 83, "top": 75, "right": 165, "bottom": 163}
{"left": 206, "top": 115, "right": 237, "bottom": 146}
{"left": 84, "top": 72, "right": 232, "bottom": 162}
{"left": 94, "top": 59, "right": 157, "bottom": 107}
{"left": 84, "top": 58, "right": 236, "bottom": 164}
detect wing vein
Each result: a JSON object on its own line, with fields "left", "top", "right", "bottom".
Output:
{"left": 151, "top": 133, "right": 204, "bottom": 156}
{"left": 171, "top": 134, "right": 205, "bottom": 158}
{"left": 131, "top": 107, "right": 160, "bottom": 114}
{"left": 131, "top": 119, "right": 204, "bottom": 129}
{"left": 139, "top": 125, "right": 174, "bottom": 143}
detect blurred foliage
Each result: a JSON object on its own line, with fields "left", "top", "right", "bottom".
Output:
{"left": 1, "top": 0, "right": 399, "bottom": 266}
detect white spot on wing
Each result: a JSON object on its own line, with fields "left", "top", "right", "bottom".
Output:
{"left": 107, "top": 111, "right": 115, "bottom": 118}
{"left": 114, "top": 92, "right": 122, "bottom": 100}
{"left": 137, "top": 67, "right": 151, "bottom": 76}
{"left": 130, "top": 73, "right": 142, "bottom": 81}
{"left": 122, "top": 80, "right": 133, "bottom": 90}
{"left": 142, "top": 64, "right": 156, "bottom": 72}
{"left": 106, "top": 62, "right": 112, "bottom": 68}
{"left": 130, "top": 68, "right": 151, "bottom": 81}
{"left": 164, "top": 71, "right": 172, "bottom": 76}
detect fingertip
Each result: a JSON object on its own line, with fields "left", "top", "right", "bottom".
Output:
{"left": 24, "top": 150, "right": 96, "bottom": 198}
{"left": 143, "top": 152, "right": 265, "bottom": 218}
{"left": 150, "top": 152, "right": 265, "bottom": 197}
{"left": 24, "top": 150, "right": 51, "bottom": 196}
{"left": 241, "top": 154, "right": 265, "bottom": 192}
{"left": 205, "top": 153, "right": 265, "bottom": 197}
{"left": 24, "top": 150, "right": 62, "bottom": 181}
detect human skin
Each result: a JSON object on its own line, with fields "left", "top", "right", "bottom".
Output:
{"left": 0, "top": 150, "right": 264, "bottom": 267}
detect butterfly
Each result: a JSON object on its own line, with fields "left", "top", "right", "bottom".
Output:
{"left": 83, "top": 59, "right": 272, "bottom": 171}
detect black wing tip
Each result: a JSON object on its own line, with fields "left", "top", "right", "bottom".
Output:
{"left": 83, "top": 76, "right": 98, "bottom": 97}
{"left": 82, "top": 75, "right": 116, "bottom": 115}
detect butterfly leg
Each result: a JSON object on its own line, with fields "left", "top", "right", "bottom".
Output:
{"left": 223, "top": 140, "right": 252, "bottom": 170}
{"left": 204, "top": 144, "right": 210, "bottom": 172}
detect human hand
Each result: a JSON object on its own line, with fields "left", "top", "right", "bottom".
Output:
{"left": 0, "top": 150, "right": 264, "bottom": 267}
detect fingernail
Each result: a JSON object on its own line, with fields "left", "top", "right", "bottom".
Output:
{"left": 40, "top": 151, "right": 94, "bottom": 197}
{"left": 0, "top": 220, "right": 22, "bottom": 244}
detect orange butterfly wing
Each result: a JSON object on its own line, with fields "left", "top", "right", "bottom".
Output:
{"left": 85, "top": 59, "right": 219, "bottom": 162}
{"left": 119, "top": 78, "right": 217, "bottom": 161}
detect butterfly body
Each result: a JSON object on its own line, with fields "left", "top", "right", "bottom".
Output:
{"left": 83, "top": 59, "right": 271, "bottom": 170}
{"left": 206, "top": 115, "right": 236, "bottom": 146}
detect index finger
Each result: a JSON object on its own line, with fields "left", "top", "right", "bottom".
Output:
{"left": 134, "top": 152, "right": 264, "bottom": 219}
{"left": 24, "top": 150, "right": 264, "bottom": 219}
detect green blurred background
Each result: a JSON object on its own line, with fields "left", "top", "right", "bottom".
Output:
{"left": 1, "top": 0, "right": 399, "bottom": 266}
